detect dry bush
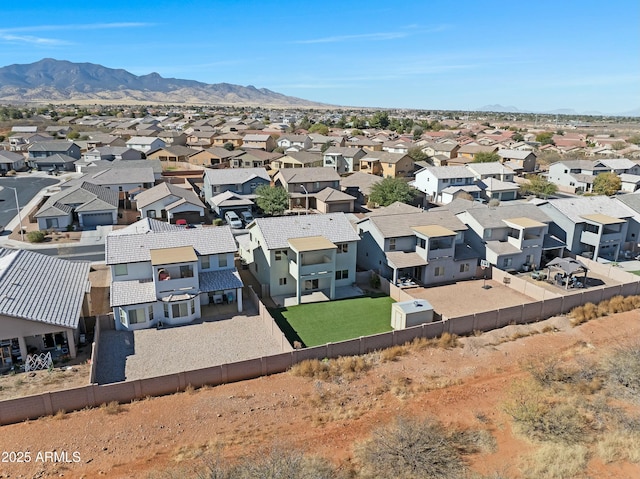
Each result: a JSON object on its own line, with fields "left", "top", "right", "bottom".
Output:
{"left": 597, "top": 299, "right": 611, "bottom": 317}
{"left": 380, "top": 345, "right": 408, "bottom": 362}
{"left": 605, "top": 343, "right": 640, "bottom": 398}
{"left": 101, "top": 400, "right": 123, "bottom": 415}
{"left": 596, "top": 431, "right": 640, "bottom": 464}
{"left": 183, "top": 384, "right": 195, "bottom": 395}
{"left": 570, "top": 302, "right": 597, "bottom": 326}
{"left": 290, "top": 355, "right": 372, "bottom": 382}
{"left": 53, "top": 409, "right": 66, "bottom": 420}
{"left": 437, "top": 332, "right": 460, "bottom": 349}
{"left": 526, "top": 358, "right": 602, "bottom": 395}
{"left": 407, "top": 333, "right": 460, "bottom": 352}
{"left": 521, "top": 443, "right": 588, "bottom": 479}
{"left": 355, "top": 417, "right": 468, "bottom": 479}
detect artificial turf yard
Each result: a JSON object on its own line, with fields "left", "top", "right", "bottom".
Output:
{"left": 271, "top": 295, "right": 395, "bottom": 347}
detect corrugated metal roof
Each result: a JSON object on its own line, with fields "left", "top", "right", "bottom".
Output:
{"left": 0, "top": 248, "right": 89, "bottom": 328}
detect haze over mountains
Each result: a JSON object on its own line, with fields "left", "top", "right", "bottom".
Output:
{"left": 476, "top": 104, "right": 640, "bottom": 118}
{"left": 0, "top": 59, "right": 326, "bottom": 107}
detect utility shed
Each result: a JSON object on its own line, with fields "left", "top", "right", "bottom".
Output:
{"left": 391, "top": 299, "right": 434, "bottom": 329}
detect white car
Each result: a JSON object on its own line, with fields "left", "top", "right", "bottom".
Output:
{"left": 224, "top": 211, "right": 243, "bottom": 229}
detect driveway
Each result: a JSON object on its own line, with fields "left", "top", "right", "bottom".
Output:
{"left": 0, "top": 176, "right": 58, "bottom": 230}
{"left": 95, "top": 306, "right": 287, "bottom": 384}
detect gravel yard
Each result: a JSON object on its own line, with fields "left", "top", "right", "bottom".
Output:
{"left": 96, "top": 307, "right": 286, "bottom": 384}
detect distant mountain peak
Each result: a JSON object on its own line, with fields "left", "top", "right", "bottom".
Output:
{"left": 0, "top": 58, "right": 326, "bottom": 107}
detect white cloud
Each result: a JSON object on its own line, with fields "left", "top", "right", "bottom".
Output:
{"left": 0, "top": 34, "right": 70, "bottom": 46}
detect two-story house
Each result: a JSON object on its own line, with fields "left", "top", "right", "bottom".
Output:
{"left": 27, "top": 140, "right": 82, "bottom": 171}
{"left": 497, "top": 149, "right": 537, "bottom": 173}
{"left": 0, "top": 150, "right": 26, "bottom": 172}
{"left": 456, "top": 203, "right": 554, "bottom": 271}
{"left": 107, "top": 219, "right": 243, "bottom": 331}
{"left": 82, "top": 147, "right": 143, "bottom": 162}
{"left": 203, "top": 167, "right": 271, "bottom": 204}
{"left": 323, "top": 147, "right": 367, "bottom": 174}
{"left": 276, "top": 134, "right": 312, "bottom": 151}
{"left": 356, "top": 202, "right": 477, "bottom": 285}
{"left": 125, "top": 136, "right": 166, "bottom": 154}
{"left": 273, "top": 167, "right": 341, "bottom": 211}
{"left": 536, "top": 196, "right": 634, "bottom": 262}
{"left": 360, "top": 151, "right": 414, "bottom": 178}
{"left": 413, "top": 166, "right": 479, "bottom": 204}
{"left": 465, "top": 162, "right": 519, "bottom": 202}
{"left": 241, "top": 134, "right": 276, "bottom": 152}
{"left": 239, "top": 213, "right": 359, "bottom": 304}
{"left": 271, "top": 151, "right": 323, "bottom": 170}
{"left": 547, "top": 160, "right": 610, "bottom": 193}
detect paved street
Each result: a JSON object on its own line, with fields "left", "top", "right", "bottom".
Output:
{"left": 0, "top": 176, "right": 58, "bottom": 230}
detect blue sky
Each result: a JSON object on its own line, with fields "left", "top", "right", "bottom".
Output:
{"left": 1, "top": 0, "right": 638, "bottom": 114}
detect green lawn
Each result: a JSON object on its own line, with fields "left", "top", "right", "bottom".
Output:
{"left": 630, "top": 271, "right": 640, "bottom": 276}
{"left": 269, "top": 295, "right": 395, "bottom": 347}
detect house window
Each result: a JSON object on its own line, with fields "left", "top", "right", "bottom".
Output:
{"left": 172, "top": 302, "right": 191, "bottom": 318}
{"left": 128, "top": 307, "right": 146, "bottom": 324}
{"left": 218, "top": 255, "right": 228, "bottom": 268}
{"left": 191, "top": 299, "right": 195, "bottom": 314}
{"left": 279, "top": 277, "right": 287, "bottom": 286}
{"left": 335, "top": 270, "right": 349, "bottom": 280}
{"left": 148, "top": 305, "right": 154, "bottom": 321}
{"left": 337, "top": 243, "right": 348, "bottom": 254}
{"left": 119, "top": 307, "right": 127, "bottom": 326}
{"left": 201, "top": 255, "right": 210, "bottom": 269}
{"left": 389, "top": 238, "right": 396, "bottom": 251}
{"left": 460, "top": 263, "right": 469, "bottom": 273}
{"left": 114, "top": 264, "right": 128, "bottom": 276}
{"left": 275, "top": 250, "right": 287, "bottom": 261}
{"left": 416, "top": 237, "right": 426, "bottom": 249}
{"left": 503, "top": 258, "right": 513, "bottom": 268}
{"left": 180, "top": 265, "right": 194, "bottom": 278}
{"left": 163, "top": 303, "right": 169, "bottom": 318}
{"left": 483, "top": 229, "right": 492, "bottom": 240}
{"left": 304, "top": 279, "right": 319, "bottom": 290}
{"left": 584, "top": 223, "right": 599, "bottom": 234}
{"left": 147, "top": 210, "right": 156, "bottom": 218}
{"left": 434, "top": 266, "right": 444, "bottom": 277}
{"left": 45, "top": 218, "right": 59, "bottom": 229}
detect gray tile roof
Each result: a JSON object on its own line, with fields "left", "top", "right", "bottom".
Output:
{"left": 252, "top": 212, "right": 360, "bottom": 250}
{"left": 420, "top": 165, "right": 475, "bottom": 179}
{"left": 198, "top": 269, "right": 244, "bottom": 292}
{"left": 106, "top": 222, "right": 237, "bottom": 265}
{"left": 28, "top": 140, "right": 77, "bottom": 152}
{"left": 36, "top": 182, "right": 118, "bottom": 217}
{"left": 88, "top": 159, "right": 162, "bottom": 175}
{"left": 544, "top": 196, "right": 634, "bottom": 224}
{"left": 82, "top": 167, "right": 155, "bottom": 186}
{"left": 461, "top": 203, "right": 551, "bottom": 229}
{"left": 339, "top": 171, "right": 383, "bottom": 195}
{"left": 363, "top": 208, "right": 467, "bottom": 239}
{"left": 0, "top": 150, "right": 25, "bottom": 162}
{"left": 284, "top": 151, "right": 323, "bottom": 164}
{"left": 479, "top": 178, "right": 519, "bottom": 192}
{"left": 110, "top": 217, "right": 184, "bottom": 235}
{"left": 110, "top": 279, "right": 156, "bottom": 307}
{"left": 314, "top": 187, "right": 356, "bottom": 203}
{"left": 135, "top": 182, "right": 203, "bottom": 209}
{"left": 31, "top": 153, "right": 77, "bottom": 164}
{"left": 362, "top": 151, "right": 409, "bottom": 164}
{"left": 275, "top": 167, "right": 340, "bottom": 184}
{"left": 498, "top": 149, "right": 535, "bottom": 160}
{"left": 34, "top": 201, "right": 73, "bottom": 218}
{"left": 0, "top": 248, "right": 90, "bottom": 328}
{"left": 203, "top": 167, "right": 270, "bottom": 186}
{"left": 466, "top": 162, "right": 515, "bottom": 176}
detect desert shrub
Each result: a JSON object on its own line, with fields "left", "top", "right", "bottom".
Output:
{"left": 214, "top": 218, "right": 223, "bottom": 226}
{"left": 596, "top": 431, "right": 640, "bottom": 464}
{"left": 526, "top": 358, "right": 602, "bottom": 394}
{"left": 570, "top": 302, "right": 597, "bottom": 326}
{"left": 521, "top": 443, "right": 588, "bottom": 479}
{"left": 101, "top": 400, "right": 123, "bottom": 415}
{"left": 53, "top": 409, "right": 66, "bottom": 420}
{"left": 27, "top": 230, "right": 46, "bottom": 243}
{"left": 228, "top": 448, "right": 343, "bottom": 479}
{"left": 355, "top": 417, "right": 470, "bottom": 479}
{"left": 605, "top": 343, "right": 640, "bottom": 397}
{"left": 289, "top": 355, "right": 372, "bottom": 381}
{"left": 380, "top": 345, "right": 408, "bottom": 362}
{"left": 597, "top": 299, "right": 611, "bottom": 317}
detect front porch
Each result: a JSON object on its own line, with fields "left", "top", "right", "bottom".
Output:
{"left": 271, "top": 284, "right": 364, "bottom": 308}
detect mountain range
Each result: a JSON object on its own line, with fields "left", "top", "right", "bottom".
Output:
{"left": 0, "top": 58, "right": 325, "bottom": 107}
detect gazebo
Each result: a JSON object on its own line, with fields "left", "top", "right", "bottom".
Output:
{"left": 546, "top": 257, "right": 588, "bottom": 289}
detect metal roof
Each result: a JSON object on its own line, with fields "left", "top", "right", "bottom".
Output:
{"left": 0, "top": 248, "right": 89, "bottom": 328}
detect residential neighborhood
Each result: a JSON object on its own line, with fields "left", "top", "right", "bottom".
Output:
{"left": 1, "top": 104, "right": 640, "bottom": 479}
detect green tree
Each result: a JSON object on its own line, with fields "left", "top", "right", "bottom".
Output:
{"left": 222, "top": 142, "right": 235, "bottom": 151}
{"left": 536, "top": 131, "right": 555, "bottom": 145}
{"left": 627, "top": 134, "right": 640, "bottom": 145}
{"left": 520, "top": 174, "right": 558, "bottom": 199}
{"left": 472, "top": 152, "right": 501, "bottom": 163}
{"left": 67, "top": 130, "right": 80, "bottom": 139}
{"left": 370, "top": 111, "right": 390, "bottom": 129}
{"left": 412, "top": 127, "right": 424, "bottom": 141}
{"left": 407, "top": 146, "right": 428, "bottom": 162}
{"left": 351, "top": 129, "right": 364, "bottom": 137}
{"left": 309, "top": 123, "right": 329, "bottom": 135}
{"left": 592, "top": 172, "right": 621, "bottom": 196}
{"left": 320, "top": 141, "right": 333, "bottom": 153}
{"left": 369, "top": 177, "right": 417, "bottom": 207}
{"left": 255, "top": 185, "right": 289, "bottom": 215}
{"left": 512, "top": 132, "right": 524, "bottom": 142}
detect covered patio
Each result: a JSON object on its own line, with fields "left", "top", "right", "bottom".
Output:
{"left": 546, "top": 257, "right": 588, "bottom": 289}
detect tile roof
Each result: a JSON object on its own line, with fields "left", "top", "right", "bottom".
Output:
{"left": 28, "top": 140, "right": 77, "bottom": 152}
{"left": 110, "top": 279, "right": 156, "bottom": 307}
{"left": 362, "top": 151, "right": 410, "bottom": 164}
{"left": 419, "top": 165, "right": 475, "bottom": 179}
{"left": 252, "top": 212, "right": 359, "bottom": 250}
{"left": 36, "top": 181, "right": 118, "bottom": 217}
{"left": 198, "top": 269, "right": 244, "bottom": 292}
{"left": 275, "top": 167, "right": 340, "bottom": 184}
{"left": 497, "top": 149, "right": 535, "bottom": 159}
{"left": 81, "top": 167, "right": 155, "bottom": 185}
{"left": 110, "top": 217, "right": 184, "bottom": 235}
{"left": 314, "top": 187, "right": 356, "bottom": 203}
{"left": 135, "top": 182, "right": 202, "bottom": 209}
{"left": 0, "top": 248, "right": 89, "bottom": 328}
{"left": 31, "top": 153, "right": 77, "bottom": 164}
{"left": 461, "top": 203, "right": 551, "bottom": 228}
{"left": 365, "top": 209, "right": 467, "bottom": 238}
{"left": 106, "top": 221, "right": 237, "bottom": 265}
{"left": 203, "top": 167, "right": 270, "bottom": 186}
{"left": 544, "top": 196, "right": 633, "bottom": 224}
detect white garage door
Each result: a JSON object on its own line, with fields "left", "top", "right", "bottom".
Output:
{"left": 82, "top": 212, "right": 113, "bottom": 227}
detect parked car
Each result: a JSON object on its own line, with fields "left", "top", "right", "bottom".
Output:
{"left": 240, "top": 211, "right": 254, "bottom": 226}
{"left": 224, "top": 211, "right": 243, "bottom": 229}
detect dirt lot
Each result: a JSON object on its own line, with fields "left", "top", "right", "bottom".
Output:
{"left": 0, "top": 310, "right": 639, "bottom": 479}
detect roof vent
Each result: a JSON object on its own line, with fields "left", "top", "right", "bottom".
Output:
{"left": 413, "top": 301, "right": 422, "bottom": 307}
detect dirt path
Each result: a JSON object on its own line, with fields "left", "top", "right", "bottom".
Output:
{"left": 1, "top": 312, "right": 639, "bottom": 479}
